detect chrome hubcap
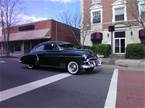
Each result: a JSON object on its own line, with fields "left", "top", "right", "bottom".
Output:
{"left": 70, "top": 63, "right": 77, "bottom": 72}
{"left": 68, "top": 61, "right": 78, "bottom": 74}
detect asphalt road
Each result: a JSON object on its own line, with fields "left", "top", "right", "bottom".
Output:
{"left": 0, "top": 58, "right": 114, "bottom": 108}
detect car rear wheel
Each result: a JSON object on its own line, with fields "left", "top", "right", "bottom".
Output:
{"left": 26, "top": 64, "right": 36, "bottom": 69}
{"left": 26, "top": 55, "right": 39, "bottom": 69}
{"left": 67, "top": 61, "right": 79, "bottom": 75}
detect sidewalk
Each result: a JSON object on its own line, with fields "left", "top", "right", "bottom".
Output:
{"left": 116, "top": 69, "right": 145, "bottom": 108}
{"left": 102, "top": 57, "right": 145, "bottom": 70}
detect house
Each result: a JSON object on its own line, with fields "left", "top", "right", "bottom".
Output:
{"left": 81, "top": 0, "right": 145, "bottom": 55}
{"left": 0, "top": 19, "right": 80, "bottom": 56}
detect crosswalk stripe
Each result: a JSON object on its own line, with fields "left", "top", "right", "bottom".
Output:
{"left": 0, "top": 73, "right": 71, "bottom": 102}
{"left": 0, "top": 60, "right": 6, "bottom": 63}
{"left": 104, "top": 69, "right": 118, "bottom": 108}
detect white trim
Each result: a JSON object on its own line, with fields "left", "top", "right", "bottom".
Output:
{"left": 114, "top": 38, "right": 126, "bottom": 54}
{"left": 113, "top": 31, "right": 126, "bottom": 54}
{"left": 112, "top": 0, "right": 127, "bottom": 6}
{"left": 90, "top": 4, "right": 102, "bottom": 10}
{"left": 90, "top": 5, "right": 103, "bottom": 25}
{"left": 91, "top": 0, "right": 101, "bottom": 4}
{"left": 90, "top": 8, "right": 103, "bottom": 25}
{"left": 112, "top": 0, "right": 127, "bottom": 23}
{"left": 104, "top": 69, "right": 118, "bottom": 108}
{"left": 138, "top": 0, "right": 145, "bottom": 18}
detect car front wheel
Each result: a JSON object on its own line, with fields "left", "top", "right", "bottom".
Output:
{"left": 67, "top": 61, "right": 79, "bottom": 75}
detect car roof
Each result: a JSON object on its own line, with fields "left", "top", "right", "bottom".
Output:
{"left": 38, "top": 41, "right": 72, "bottom": 46}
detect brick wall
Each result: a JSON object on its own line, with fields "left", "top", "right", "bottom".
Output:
{"left": 50, "top": 20, "right": 80, "bottom": 45}
{"left": 81, "top": 0, "right": 139, "bottom": 30}
{"left": 9, "top": 20, "right": 52, "bottom": 33}
{"left": 82, "top": 0, "right": 91, "bottom": 27}
{"left": 8, "top": 20, "right": 80, "bottom": 45}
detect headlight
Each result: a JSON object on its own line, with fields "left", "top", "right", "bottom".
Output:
{"left": 82, "top": 54, "right": 87, "bottom": 59}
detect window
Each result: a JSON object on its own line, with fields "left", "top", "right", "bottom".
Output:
{"left": 112, "top": 0, "right": 127, "bottom": 22}
{"left": 92, "top": 11, "right": 101, "bottom": 24}
{"left": 35, "top": 45, "right": 44, "bottom": 52}
{"left": 140, "top": 4, "right": 145, "bottom": 18}
{"left": 44, "top": 44, "right": 58, "bottom": 50}
{"left": 115, "top": 7, "right": 125, "bottom": 21}
{"left": 115, "top": 31, "right": 125, "bottom": 38}
{"left": 60, "top": 44, "right": 74, "bottom": 49}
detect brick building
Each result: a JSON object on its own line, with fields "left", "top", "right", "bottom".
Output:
{"left": 0, "top": 20, "right": 80, "bottom": 56}
{"left": 81, "top": 0, "right": 145, "bottom": 55}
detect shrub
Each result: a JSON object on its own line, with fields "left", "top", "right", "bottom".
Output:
{"left": 125, "top": 44, "right": 145, "bottom": 59}
{"left": 144, "top": 46, "right": 145, "bottom": 56}
{"left": 91, "top": 44, "right": 111, "bottom": 57}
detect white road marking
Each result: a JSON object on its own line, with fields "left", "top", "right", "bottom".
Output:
{"left": 0, "top": 60, "right": 6, "bottom": 63}
{"left": 104, "top": 69, "right": 118, "bottom": 108}
{"left": 0, "top": 73, "right": 71, "bottom": 102}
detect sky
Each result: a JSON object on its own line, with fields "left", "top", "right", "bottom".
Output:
{"left": 17, "top": 0, "right": 80, "bottom": 25}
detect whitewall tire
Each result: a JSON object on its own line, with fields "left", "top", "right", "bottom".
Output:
{"left": 26, "top": 64, "right": 35, "bottom": 69}
{"left": 67, "top": 61, "right": 79, "bottom": 75}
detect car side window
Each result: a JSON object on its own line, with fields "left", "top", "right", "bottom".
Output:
{"left": 44, "top": 43, "right": 60, "bottom": 51}
{"left": 35, "top": 45, "right": 44, "bottom": 52}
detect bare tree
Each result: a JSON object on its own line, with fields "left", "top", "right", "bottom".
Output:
{"left": 0, "top": 0, "right": 22, "bottom": 56}
{"left": 80, "top": 23, "right": 90, "bottom": 48}
{"left": 59, "top": 9, "right": 92, "bottom": 48}
{"left": 80, "top": 10, "right": 91, "bottom": 48}
{"left": 59, "top": 10, "right": 81, "bottom": 47}
{"left": 127, "top": 0, "right": 145, "bottom": 28}
{"left": 60, "top": 10, "right": 80, "bottom": 28}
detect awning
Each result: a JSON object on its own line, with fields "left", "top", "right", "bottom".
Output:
{"left": 91, "top": 32, "right": 103, "bottom": 42}
{"left": 0, "top": 28, "right": 51, "bottom": 42}
{"left": 139, "top": 29, "right": 145, "bottom": 39}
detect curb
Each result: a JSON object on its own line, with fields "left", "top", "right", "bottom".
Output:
{"left": 102, "top": 58, "right": 145, "bottom": 69}
{"left": 115, "top": 59, "right": 145, "bottom": 68}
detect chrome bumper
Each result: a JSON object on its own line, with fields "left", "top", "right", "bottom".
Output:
{"left": 80, "top": 58, "right": 102, "bottom": 69}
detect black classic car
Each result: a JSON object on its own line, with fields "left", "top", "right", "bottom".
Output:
{"left": 20, "top": 41, "right": 102, "bottom": 74}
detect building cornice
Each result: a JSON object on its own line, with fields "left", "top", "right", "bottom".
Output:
{"left": 112, "top": 0, "right": 127, "bottom": 6}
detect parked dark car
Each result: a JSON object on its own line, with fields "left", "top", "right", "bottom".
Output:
{"left": 20, "top": 41, "right": 102, "bottom": 74}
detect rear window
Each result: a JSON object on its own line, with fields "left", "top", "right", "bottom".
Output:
{"left": 60, "top": 44, "right": 74, "bottom": 49}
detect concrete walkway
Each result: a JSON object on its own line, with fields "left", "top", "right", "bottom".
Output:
{"left": 102, "top": 58, "right": 145, "bottom": 70}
